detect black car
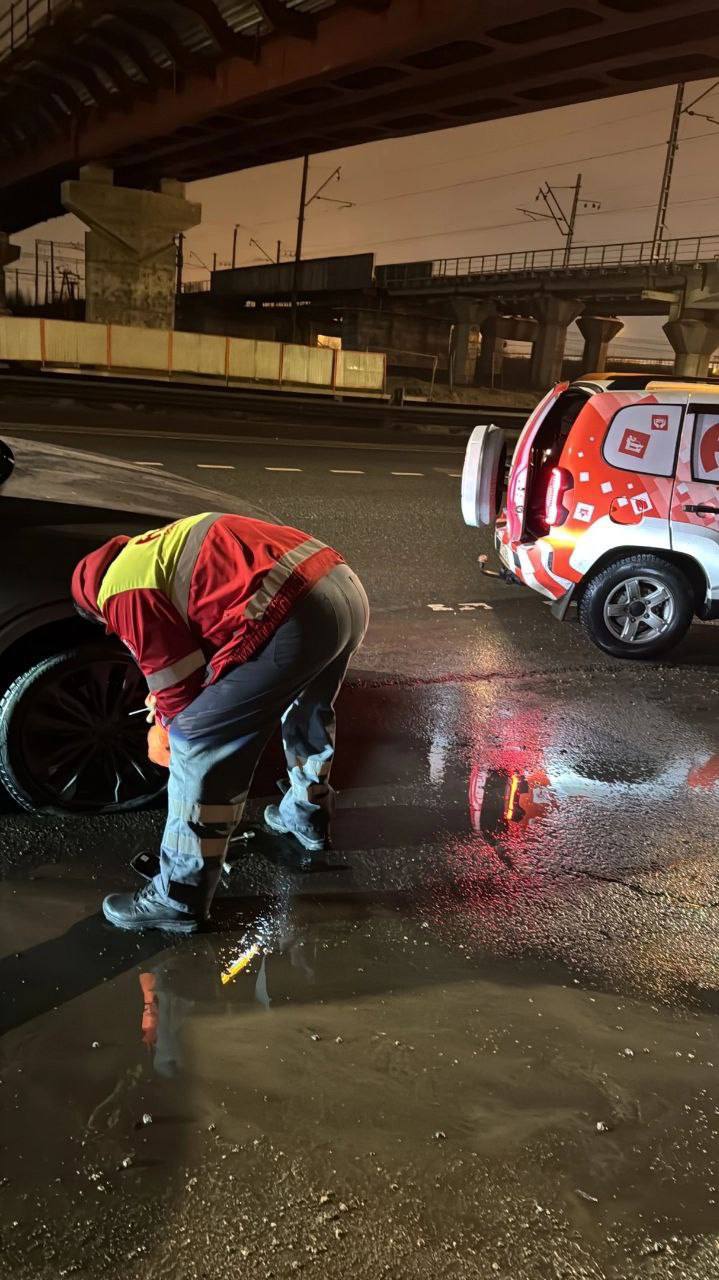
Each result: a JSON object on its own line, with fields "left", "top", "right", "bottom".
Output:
{"left": 0, "top": 434, "right": 269, "bottom": 814}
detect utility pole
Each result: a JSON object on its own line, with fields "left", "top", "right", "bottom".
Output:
{"left": 231, "top": 225, "right": 240, "bottom": 270}
{"left": 563, "top": 173, "right": 583, "bottom": 267}
{"left": 290, "top": 157, "right": 354, "bottom": 339}
{"left": 518, "top": 172, "right": 601, "bottom": 261}
{"left": 651, "top": 83, "right": 685, "bottom": 260}
{"left": 276, "top": 239, "right": 282, "bottom": 263}
{"left": 291, "top": 153, "right": 310, "bottom": 342}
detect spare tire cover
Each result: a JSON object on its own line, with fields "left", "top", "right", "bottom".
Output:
{"left": 461, "top": 424, "right": 506, "bottom": 527}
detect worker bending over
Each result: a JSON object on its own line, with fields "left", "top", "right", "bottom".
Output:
{"left": 71, "top": 513, "right": 368, "bottom": 933}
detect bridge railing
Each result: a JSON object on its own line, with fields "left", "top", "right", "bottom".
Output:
{"left": 377, "top": 235, "right": 719, "bottom": 289}
{"left": 0, "top": 0, "right": 57, "bottom": 59}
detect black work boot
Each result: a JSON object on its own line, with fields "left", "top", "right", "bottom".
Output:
{"left": 102, "top": 884, "right": 199, "bottom": 935}
{"left": 264, "top": 805, "right": 328, "bottom": 852}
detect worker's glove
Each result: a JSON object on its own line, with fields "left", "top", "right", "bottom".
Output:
{"left": 147, "top": 723, "right": 171, "bottom": 769}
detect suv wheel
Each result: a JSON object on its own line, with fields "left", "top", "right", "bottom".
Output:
{"left": 579, "top": 554, "right": 694, "bottom": 659}
{"left": 0, "top": 645, "right": 167, "bottom": 814}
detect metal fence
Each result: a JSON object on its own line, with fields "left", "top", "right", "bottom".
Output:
{"left": 377, "top": 235, "right": 719, "bottom": 290}
{"left": 4, "top": 240, "right": 85, "bottom": 308}
{"left": 0, "top": 314, "right": 388, "bottom": 394}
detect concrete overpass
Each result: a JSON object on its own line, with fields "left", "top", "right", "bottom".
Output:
{"left": 375, "top": 234, "right": 719, "bottom": 384}
{"left": 2, "top": 0, "right": 719, "bottom": 235}
{"left": 195, "top": 234, "right": 719, "bottom": 384}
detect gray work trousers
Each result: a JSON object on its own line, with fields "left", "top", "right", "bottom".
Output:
{"left": 153, "top": 564, "right": 369, "bottom": 913}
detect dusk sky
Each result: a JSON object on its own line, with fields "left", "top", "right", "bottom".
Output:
{"left": 17, "top": 78, "right": 719, "bottom": 351}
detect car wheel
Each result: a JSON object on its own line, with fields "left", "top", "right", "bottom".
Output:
{"left": 578, "top": 555, "right": 694, "bottom": 659}
{"left": 0, "top": 645, "right": 167, "bottom": 815}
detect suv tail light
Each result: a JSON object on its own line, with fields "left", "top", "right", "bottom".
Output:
{"left": 545, "top": 467, "right": 572, "bottom": 527}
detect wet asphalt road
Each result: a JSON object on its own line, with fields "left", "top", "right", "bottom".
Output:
{"left": 2, "top": 405, "right": 719, "bottom": 1279}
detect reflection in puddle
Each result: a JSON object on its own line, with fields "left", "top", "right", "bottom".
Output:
{"left": 1, "top": 675, "right": 719, "bottom": 1278}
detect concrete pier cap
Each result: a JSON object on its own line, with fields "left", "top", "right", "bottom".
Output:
{"left": 530, "top": 296, "right": 583, "bottom": 389}
{"left": 577, "top": 315, "right": 623, "bottom": 375}
{"left": 663, "top": 314, "right": 719, "bottom": 378}
{"left": 61, "top": 165, "right": 201, "bottom": 329}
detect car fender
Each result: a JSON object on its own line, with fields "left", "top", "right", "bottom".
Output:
{"left": 0, "top": 599, "right": 77, "bottom": 662}
{"left": 567, "top": 514, "right": 670, "bottom": 576}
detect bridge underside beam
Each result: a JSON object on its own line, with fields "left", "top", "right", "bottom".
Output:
{"left": 4, "top": 0, "right": 719, "bottom": 231}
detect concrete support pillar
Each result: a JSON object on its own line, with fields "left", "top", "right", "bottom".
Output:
{"left": 450, "top": 298, "right": 494, "bottom": 386}
{"left": 577, "top": 315, "right": 623, "bottom": 375}
{"left": 61, "top": 165, "right": 201, "bottom": 329}
{"left": 477, "top": 314, "right": 537, "bottom": 386}
{"left": 477, "top": 313, "right": 504, "bottom": 387}
{"left": 0, "top": 232, "right": 21, "bottom": 315}
{"left": 663, "top": 314, "right": 719, "bottom": 378}
{"left": 529, "top": 297, "right": 583, "bottom": 389}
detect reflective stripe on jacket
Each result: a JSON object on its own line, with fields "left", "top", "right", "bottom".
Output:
{"left": 84, "top": 512, "right": 343, "bottom": 723}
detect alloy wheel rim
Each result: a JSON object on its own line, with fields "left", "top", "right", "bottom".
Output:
{"left": 603, "top": 576, "right": 676, "bottom": 645}
{"left": 17, "top": 657, "right": 164, "bottom": 810}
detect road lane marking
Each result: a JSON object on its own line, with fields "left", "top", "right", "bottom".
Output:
{"left": 330, "top": 469, "right": 364, "bottom": 474}
{"left": 391, "top": 471, "right": 424, "bottom": 476}
{"left": 197, "top": 463, "right": 235, "bottom": 469}
{"left": 134, "top": 461, "right": 164, "bottom": 467}
{"left": 265, "top": 466, "right": 303, "bottom": 472}
{"left": 428, "top": 602, "right": 494, "bottom": 612}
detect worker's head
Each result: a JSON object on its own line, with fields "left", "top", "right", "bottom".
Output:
{"left": 71, "top": 536, "right": 130, "bottom": 623}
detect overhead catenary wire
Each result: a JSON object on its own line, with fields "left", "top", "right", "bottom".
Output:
{"left": 235, "top": 127, "right": 719, "bottom": 246}
{"left": 299, "top": 191, "right": 719, "bottom": 258}
{"left": 388, "top": 100, "right": 674, "bottom": 176}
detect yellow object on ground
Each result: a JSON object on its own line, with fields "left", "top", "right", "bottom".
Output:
{"left": 221, "top": 943, "right": 260, "bottom": 985}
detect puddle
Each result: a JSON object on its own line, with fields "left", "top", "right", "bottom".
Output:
{"left": 2, "top": 906, "right": 719, "bottom": 1279}
{"left": 2, "top": 671, "right": 719, "bottom": 1277}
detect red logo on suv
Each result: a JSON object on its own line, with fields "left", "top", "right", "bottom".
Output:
{"left": 618, "top": 428, "right": 650, "bottom": 459}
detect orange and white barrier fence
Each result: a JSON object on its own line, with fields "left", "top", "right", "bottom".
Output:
{"left": 0, "top": 316, "right": 387, "bottom": 396}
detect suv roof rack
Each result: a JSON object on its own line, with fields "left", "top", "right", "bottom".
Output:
{"left": 572, "top": 372, "right": 719, "bottom": 392}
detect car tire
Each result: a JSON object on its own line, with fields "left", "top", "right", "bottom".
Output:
{"left": 461, "top": 424, "right": 507, "bottom": 527}
{"left": 578, "top": 555, "right": 694, "bottom": 659}
{"left": 0, "top": 645, "right": 167, "bottom": 815}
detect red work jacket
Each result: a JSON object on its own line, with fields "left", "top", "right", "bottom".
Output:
{"left": 71, "top": 512, "right": 343, "bottom": 724}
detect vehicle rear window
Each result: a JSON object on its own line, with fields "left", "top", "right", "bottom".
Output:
{"left": 602, "top": 404, "right": 682, "bottom": 477}
{"left": 692, "top": 412, "right": 719, "bottom": 482}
